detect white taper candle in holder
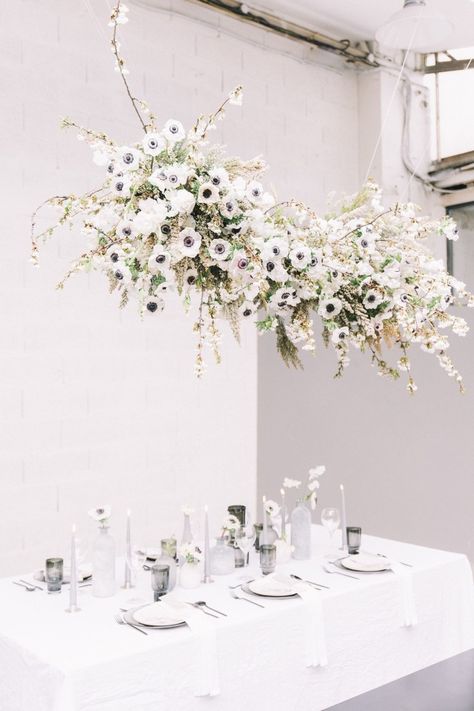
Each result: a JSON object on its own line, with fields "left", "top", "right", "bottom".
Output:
{"left": 202, "top": 504, "right": 213, "bottom": 583}
{"left": 339, "top": 484, "right": 347, "bottom": 550}
{"left": 122, "top": 509, "right": 134, "bottom": 589}
{"left": 280, "top": 488, "right": 286, "bottom": 539}
{"left": 66, "top": 524, "right": 81, "bottom": 613}
{"left": 262, "top": 495, "right": 268, "bottom": 546}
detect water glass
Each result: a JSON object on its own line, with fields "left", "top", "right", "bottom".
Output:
{"left": 347, "top": 527, "right": 362, "bottom": 555}
{"left": 151, "top": 564, "right": 170, "bottom": 601}
{"left": 45, "top": 557, "right": 63, "bottom": 593}
{"left": 260, "top": 544, "right": 276, "bottom": 575}
{"left": 321, "top": 507, "right": 341, "bottom": 558}
{"left": 227, "top": 505, "right": 246, "bottom": 526}
{"left": 236, "top": 524, "right": 255, "bottom": 566}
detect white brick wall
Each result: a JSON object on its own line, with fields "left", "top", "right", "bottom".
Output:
{"left": 0, "top": 0, "right": 360, "bottom": 574}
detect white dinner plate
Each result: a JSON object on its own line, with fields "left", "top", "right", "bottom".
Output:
{"left": 340, "top": 552, "right": 391, "bottom": 573}
{"left": 246, "top": 578, "right": 298, "bottom": 598}
{"left": 131, "top": 603, "right": 186, "bottom": 629}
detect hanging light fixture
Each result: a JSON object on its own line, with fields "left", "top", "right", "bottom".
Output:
{"left": 375, "top": 0, "right": 454, "bottom": 52}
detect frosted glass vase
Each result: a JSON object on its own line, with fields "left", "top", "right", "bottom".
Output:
{"left": 210, "top": 539, "right": 235, "bottom": 575}
{"left": 290, "top": 501, "right": 312, "bottom": 560}
{"left": 92, "top": 527, "right": 116, "bottom": 597}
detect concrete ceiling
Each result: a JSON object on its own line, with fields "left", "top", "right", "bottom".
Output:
{"left": 248, "top": 0, "right": 474, "bottom": 49}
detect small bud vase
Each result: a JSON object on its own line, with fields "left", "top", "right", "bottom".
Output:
{"left": 92, "top": 526, "right": 116, "bottom": 598}
{"left": 290, "top": 500, "right": 312, "bottom": 560}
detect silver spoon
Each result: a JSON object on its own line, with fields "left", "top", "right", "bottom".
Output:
{"left": 195, "top": 600, "right": 227, "bottom": 617}
{"left": 186, "top": 602, "right": 219, "bottom": 618}
{"left": 13, "top": 581, "right": 37, "bottom": 592}
{"left": 229, "top": 588, "right": 265, "bottom": 607}
{"left": 323, "top": 563, "right": 360, "bottom": 580}
{"left": 114, "top": 612, "right": 148, "bottom": 635}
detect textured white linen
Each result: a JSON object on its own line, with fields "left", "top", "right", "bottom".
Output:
{"left": 0, "top": 526, "right": 472, "bottom": 711}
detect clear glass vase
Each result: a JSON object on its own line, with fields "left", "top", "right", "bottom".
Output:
{"left": 92, "top": 526, "right": 116, "bottom": 597}
{"left": 290, "top": 500, "right": 312, "bottom": 560}
{"left": 210, "top": 538, "right": 235, "bottom": 575}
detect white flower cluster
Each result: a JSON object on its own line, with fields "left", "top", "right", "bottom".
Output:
{"left": 283, "top": 465, "right": 326, "bottom": 510}
{"left": 178, "top": 543, "right": 202, "bottom": 565}
{"left": 32, "top": 5, "right": 473, "bottom": 391}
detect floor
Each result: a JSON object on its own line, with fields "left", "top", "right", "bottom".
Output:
{"left": 327, "top": 650, "right": 474, "bottom": 711}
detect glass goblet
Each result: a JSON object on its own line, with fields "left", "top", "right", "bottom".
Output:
{"left": 236, "top": 524, "right": 255, "bottom": 566}
{"left": 321, "top": 507, "right": 341, "bottom": 559}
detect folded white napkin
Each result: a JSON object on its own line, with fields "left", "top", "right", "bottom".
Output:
{"left": 160, "top": 595, "right": 220, "bottom": 697}
{"left": 391, "top": 563, "right": 418, "bottom": 627}
{"left": 273, "top": 574, "right": 328, "bottom": 668}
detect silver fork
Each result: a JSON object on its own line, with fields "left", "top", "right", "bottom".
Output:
{"left": 186, "top": 602, "right": 219, "bottom": 618}
{"left": 229, "top": 588, "right": 265, "bottom": 607}
{"left": 114, "top": 612, "right": 148, "bottom": 635}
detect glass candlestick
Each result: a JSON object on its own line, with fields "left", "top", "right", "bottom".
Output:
{"left": 45, "top": 558, "right": 63, "bottom": 594}
{"left": 151, "top": 564, "right": 170, "bottom": 601}
{"left": 260, "top": 544, "right": 276, "bottom": 575}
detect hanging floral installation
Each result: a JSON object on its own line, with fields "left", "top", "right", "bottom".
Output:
{"left": 31, "top": 2, "right": 473, "bottom": 390}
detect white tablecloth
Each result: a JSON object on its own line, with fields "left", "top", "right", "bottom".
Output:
{"left": 0, "top": 526, "right": 472, "bottom": 711}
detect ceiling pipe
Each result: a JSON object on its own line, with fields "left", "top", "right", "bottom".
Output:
{"left": 183, "top": 0, "right": 379, "bottom": 67}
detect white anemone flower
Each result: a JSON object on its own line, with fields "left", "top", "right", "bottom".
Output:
{"left": 183, "top": 268, "right": 198, "bottom": 288}
{"left": 262, "top": 237, "right": 289, "bottom": 260}
{"left": 142, "top": 132, "right": 166, "bottom": 156}
{"left": 271, "top": 286, "right": 300, "bottom": 309}
{"left": 331, "top": 326, "right": 349, "bottom": 344}
{"left": 115, "top": 219, "right": 136, "bottom": 240}
{"left": 88, "top": 505, "right": 111, "bottom": 526}
{"left": 149, "top": 168, "right": 168, "bottom": 190}
{"left": 112, "top": 263, "right": 133, "bottom": 285}
{"left": 264, "top": 499, "right": 281, "bottom": 517}
{"left": 318, "top": 297, "right": 343, "bottom": 319}
{"left": 246, "top": 180, "right": 264, "bottom": 204}
{"left": 112, "top": 176, "right": 131, "bottom": 197}
{"left": 165, "top": 164, "right": 189, "bottom": 189}
{"left": 162, "top": 119, "right": 185, "bottom": 144}
{"left": 209, "top": 168, "right": 229, "bottom": 188}
{"left": 208, "top": 238, "right": 231, "bottom": 261}
{"left": 118, "top": 146, "right": 141, "bottom": 171}
{"left": 289, "top": 244, "right": 312, "bottom": 269}
{"left": 263, "top": 259, "right": 288, "bottom": 282}
{"left": 219, "top": 198, "right": 240, "bottom": 219}
{"left": 363, "top": 289, "right": 384, "bottom": 310}
{"left": 198, "top": 182, "right": 220, "bottom": 204}
{"left": 239, "top": 301, "right": 256, "bottom": 318}
{"left": 230, "top": 251, "right": 251, "bottom": 275}
{"left": 145, "top": 296, "right": 165, "bottom": 314}
{"left": 309, "top": 465, "right": 326, "bottom": 479}
{"left": 178, "top": 228, "right": 201, "bottom": 257}
{"left": 148, "top": 249, "right": 171, "bottom": 274}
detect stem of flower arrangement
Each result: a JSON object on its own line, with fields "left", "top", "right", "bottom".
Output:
{"left": 110, "top": 1, "right": 148, "bottom": 133}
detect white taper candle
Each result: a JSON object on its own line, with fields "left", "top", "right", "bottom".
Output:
{"left": 280, "top": 488, "right": 286, "bottom": 539}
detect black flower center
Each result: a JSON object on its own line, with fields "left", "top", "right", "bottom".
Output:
{"left": 310, "top": 257, "right": 318, "bottom": 266}
{"left": 156, "top": 254, "right": 166, "bottom": 264}
{"left": 147, "top": 301, "right": 158, "bottom": 313}
{"left": 184, "top": 236, "right": 194, "bottom": 248}
{"left": 149, "top": 139, "right": 158, "bottom": 148}
{"left": 237, "top": 258, "right": 248, "bottom": 270}
{"left": 115, "top": 270, "right": 124, "bottom": 280}
{"left": 272, "top": 246, "right": 280, "bottom": 255}
{"left": 367, "top": 294, "right": 376, "bottom": 303}
{"left": 161, "top": 224, "right": 171, "bottom": 235}
{"left": 110, "top": 252, "right": 119, "bottom": 263}
{"left": 281, "top": 292, "right": 290, "bottom": 300}
{"left": 361, "top": 239, "right": 369, "bottom": 248}
{"left": 107, "top": 162, "right": 114, "bottom": 174}
{"left": 326, "top": 303, "right": 335, "bottom": 313}
{"left": 243, "top": 309, "right": 252, "bottom": 317}
{"left": 123, "top": 153, "right": 134, "bottom": 164}
{"left": 122, "top": 226, "right": 131, "bottom": 237}
{"left": 296, "top": 252, "right": 304, "bottom": 260}
{"left": 212, "top": 177, "right": 221, "bottom": 186}
{"left": 203, "top": 188, "right": 212, "bottom": 199}
{"left": 187, "top": 275, "right": 196, "bottom": 285}
{"left": 332, "top": 270, "right": 339, "bottom": 278}
{"left": 266, "top": 261, "right": 275, "bottom": 272}
{"left": 252, "top": 188, "right": 261, "bottom": 197}
{"left": 169, "top": 175, "right": 178, "bottom": 184}
{"left": 169, "top": 125, "right": 179, "bottom": 134}
{"left": 115, "top": 181, "right": 124, "bottom": 191}
{"left": 215, "top": 243, "right": 225, "bottom": 255}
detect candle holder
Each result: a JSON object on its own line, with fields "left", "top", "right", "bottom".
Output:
{"left": 346, "top": 526, "right": 362, "bottom": 555}
{"left": 151, "top": 564, "right": 170, "bottom": 601}
{"left": 201, "top": 572, "right": 215, "bottom": 584}
{"left": 45, "top": 557, "right": 63, "bottom": 594}
{"left": 65, "top": 602, "right": 82, "bottom": 613}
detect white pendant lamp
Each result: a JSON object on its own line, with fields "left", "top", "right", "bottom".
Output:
{"left": 375, "top": 0, "right": 454, "bottom": 52}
